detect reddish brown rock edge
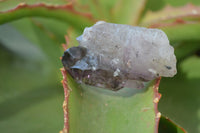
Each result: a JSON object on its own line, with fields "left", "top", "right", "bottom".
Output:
{"left": 60, "top": 69, "right": 70, "bottom": 133}
{"left": 154, "top": 77, "right": 162, "bottom": 133}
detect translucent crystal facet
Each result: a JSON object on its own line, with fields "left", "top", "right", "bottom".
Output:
{"left": 62, "top": 21, "right": 177, "bottom": 91}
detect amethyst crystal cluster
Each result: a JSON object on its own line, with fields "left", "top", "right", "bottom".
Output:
{"left": 62, "top": 21, "right": 177, "bottom": 91}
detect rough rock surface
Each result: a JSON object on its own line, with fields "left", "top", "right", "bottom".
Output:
{"left": 62, "top": 21, "right": 177, "bottom": 91}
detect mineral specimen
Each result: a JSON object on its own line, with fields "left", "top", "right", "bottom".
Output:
{"left": 62, "top": 21, "right": 177, "bottom": 91}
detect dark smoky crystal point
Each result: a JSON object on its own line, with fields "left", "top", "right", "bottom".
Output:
{"left": 62, "top": 46, "right": 87, "bottom": 69}
{"left": 62, "top": 46, "right": 126, "bottom": 91}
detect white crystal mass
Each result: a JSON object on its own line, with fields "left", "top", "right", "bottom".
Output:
{"left": 62, "top": 21, "right": 177, "bottom": 90}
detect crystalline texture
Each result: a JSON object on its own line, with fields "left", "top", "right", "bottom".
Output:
{"left": 62, "top": 21, "right": 177, "bottom": 91}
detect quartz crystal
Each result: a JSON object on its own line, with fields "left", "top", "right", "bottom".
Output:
{"left": 62, "top": 21, "right": 177, "bottom": 91}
